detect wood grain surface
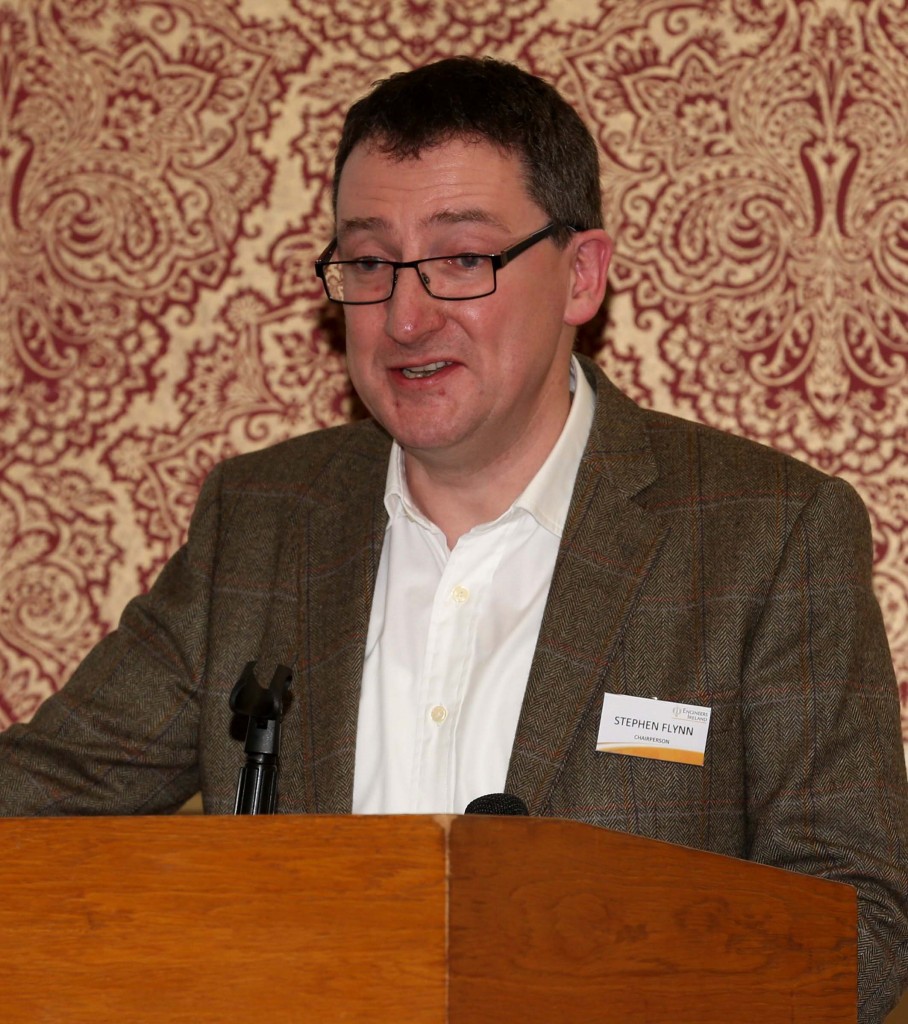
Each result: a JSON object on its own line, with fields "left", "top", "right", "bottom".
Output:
{"left": 448, "top": 815, "right": 856, "bottom": 1024}
{"left": 2, "top": 815, "right": 447, "bottom": 1023}
{"left": 1, "top": 814, "right": 857, "bottom": 1022}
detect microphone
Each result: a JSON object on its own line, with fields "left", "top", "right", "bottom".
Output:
{"left": 464, "top": 792, "right": 529, "bottom": 816}
{"left": 229, "top": 661, "right": 293, "bottom": 815}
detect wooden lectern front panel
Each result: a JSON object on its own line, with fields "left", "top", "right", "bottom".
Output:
{"left": 2, "top": 815, "right": 448, "bottom": 1023}
{"left": 447, "top": 815, "right": 857, "bottom": 1024}
{"left": 1, "top": 813, "right": 857, "bottom": 1022}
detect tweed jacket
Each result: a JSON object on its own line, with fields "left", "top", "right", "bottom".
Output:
{"left": 2, "top": 357, "right": 906, "bottom": 1019}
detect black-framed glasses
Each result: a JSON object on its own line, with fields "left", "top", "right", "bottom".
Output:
{"left": 314, "top": 222, "right": 567, "bottom": 305}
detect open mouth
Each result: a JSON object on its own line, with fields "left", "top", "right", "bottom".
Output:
{"left": 400, "top": 361, "right": 452, "bottom": 380}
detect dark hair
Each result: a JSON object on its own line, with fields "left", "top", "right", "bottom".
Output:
{"left": 332, "top": 56, "right": 603, "bottom": 245}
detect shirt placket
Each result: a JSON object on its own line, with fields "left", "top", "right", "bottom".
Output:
{"left": 413, "top": 525, "right": 510, "bottom": 812}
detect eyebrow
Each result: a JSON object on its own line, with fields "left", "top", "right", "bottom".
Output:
{"left": 337, "top": 215, "right": 388, "bottom": 236}
{"left": 337, "top": 208, "right": 509, "bottom": 239}
{"left": 425, "top": 208, "right": 508, "bottom": 230}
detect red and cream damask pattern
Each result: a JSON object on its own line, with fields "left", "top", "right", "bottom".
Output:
{"left": 1, "top": 0, "right": 906, "bottom": 756}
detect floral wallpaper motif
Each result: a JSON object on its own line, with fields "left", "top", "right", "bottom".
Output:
{"left": 1, "top": 0, "right": 906, "bottom": 758}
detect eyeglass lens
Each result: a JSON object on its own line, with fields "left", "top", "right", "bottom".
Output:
{"left": 322, "top": 255, "right": 495, "bottom": 303}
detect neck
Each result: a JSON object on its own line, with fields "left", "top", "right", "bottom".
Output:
{"left": 403, "top": 393, "right": 572, "bottom": 549}
{"left": 405, "top": 463, "right": 522, "bottom": 550}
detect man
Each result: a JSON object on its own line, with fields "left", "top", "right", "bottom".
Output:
{"left": 1, "top": 57, "right": 906, "bottom": 1020}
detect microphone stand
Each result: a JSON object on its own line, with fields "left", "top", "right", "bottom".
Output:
{"left": 229, "top": 661, "right": 292, "bottom": 815}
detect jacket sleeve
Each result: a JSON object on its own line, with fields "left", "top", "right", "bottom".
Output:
{"left": 742, "top": 476, "right": 908, "bottom": 1022}
{"left": 0, "top": 462, "right": 227, "bottom": 816}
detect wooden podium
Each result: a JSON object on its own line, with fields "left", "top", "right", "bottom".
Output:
{"left": 1, "top": 814, "right": 856, "bottom": 1022}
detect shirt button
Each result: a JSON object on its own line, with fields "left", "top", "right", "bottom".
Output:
{"left": 451, "top": 585, "right": 470, "bottom": 604}
{"left": 430, "top": 704, "right": 448, "bottom": 724}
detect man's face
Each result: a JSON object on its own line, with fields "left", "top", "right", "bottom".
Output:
{"left": 335, "top": 138, "right": 591, "bottom": 475}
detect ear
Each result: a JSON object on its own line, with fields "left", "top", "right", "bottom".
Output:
{"left": 564, "top": 230, "right": 613, "bottom": 327}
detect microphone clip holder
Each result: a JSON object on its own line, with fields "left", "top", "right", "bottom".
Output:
{"left": 229, "top": 661, "right": 292, "bottom": 815}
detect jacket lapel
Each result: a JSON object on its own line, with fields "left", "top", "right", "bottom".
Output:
{"left": 506, "top": 361, "right": 668, "bottom": 812}
{"left": 287, "top": 421, "right": 390, "bottom": 814}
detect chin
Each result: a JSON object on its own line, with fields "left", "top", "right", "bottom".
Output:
{"left": 372, "top": 407, "right": 459, "bottom": 449}
{"left": 392, "top": 421, "right": 472, "bottom": 455}
{"left": 393, "top": 431, "right": 456, "bottom": 454}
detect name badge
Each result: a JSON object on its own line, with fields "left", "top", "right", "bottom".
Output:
{"left": 597, "top": 693, "right": 711, "bottom": 765}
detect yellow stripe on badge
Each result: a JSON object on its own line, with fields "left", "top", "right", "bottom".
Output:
{"left": 596, "top": 744, "right": 705, "bottom": 765}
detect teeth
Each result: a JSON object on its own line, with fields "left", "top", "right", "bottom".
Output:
{"left": 401, "top": 361, "right": 451, "bottom": 379}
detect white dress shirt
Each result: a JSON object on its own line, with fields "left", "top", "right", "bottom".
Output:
{"left": 352, "top": 357, "right": 595, "bottom": 814}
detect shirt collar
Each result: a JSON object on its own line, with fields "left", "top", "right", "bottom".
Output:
{"left": 384, "top": 354, "right": 595, "bottom": 539}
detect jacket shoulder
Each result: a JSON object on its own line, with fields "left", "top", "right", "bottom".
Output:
{"left": 645, "top": 404, "right": 830, "bottom": 490}
{"left": 579, "top": 355, "right": 835, "bottom": 498}
{"left": 211, "top": 419, "right": 391, "bottom": 500}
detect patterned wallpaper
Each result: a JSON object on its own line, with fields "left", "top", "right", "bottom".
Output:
{"left": 1, "top": 0, "right": 906, "bottom": 761}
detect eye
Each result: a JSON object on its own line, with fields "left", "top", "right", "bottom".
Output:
{"left": 448, "top": 253, "right": 486, "bottom": 271}
{"left": 350, "top": 257, "right": 389, "bottom": 273}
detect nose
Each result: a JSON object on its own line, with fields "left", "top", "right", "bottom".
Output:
{"left": 384, "top": 264, "right": 445, "bottom": 344}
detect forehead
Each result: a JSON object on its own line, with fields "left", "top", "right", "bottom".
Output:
{"left": 334, "top": 137, "right": 541, "bottom": 235}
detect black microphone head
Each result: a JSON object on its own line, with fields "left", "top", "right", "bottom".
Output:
{"left": 464, "top": 792, "right": 529, "bottom": 816}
